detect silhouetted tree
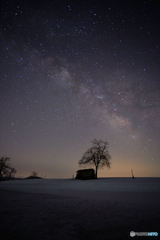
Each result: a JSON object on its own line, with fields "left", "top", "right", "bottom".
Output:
{"left": 0, "top": 157, "right": 16, "bottom": 180}
{"left": 79, "top": 139, "right": 111, "bottom": 178}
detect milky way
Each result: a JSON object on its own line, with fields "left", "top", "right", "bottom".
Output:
{"left": 0, "top": 0, "right": 160, "bottom": 177}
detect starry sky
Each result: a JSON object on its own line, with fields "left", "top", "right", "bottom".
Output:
{"left": 0, "top": 0, "right": 160, "bottom": 178}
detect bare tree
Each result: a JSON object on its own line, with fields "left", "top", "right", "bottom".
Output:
{"left": 79, "top": 139, "right": 111, "bottom": 178}
{"left": 0, "top": 157, "right": 16, "bottom": 180}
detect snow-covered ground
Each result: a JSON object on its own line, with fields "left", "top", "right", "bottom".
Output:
{"left": 0, "top": 178, "right": 160, "bottom": 240}
{"left": 0, "top": 177, "right": 160, "bottom": 194}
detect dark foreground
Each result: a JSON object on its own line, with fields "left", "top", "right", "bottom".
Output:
{"left": 0, "top": 178, "right": 160, "bottom": 240}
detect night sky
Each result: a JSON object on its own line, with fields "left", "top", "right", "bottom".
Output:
{"left": 1, "top": 0, "right": 160, "bottom": 178}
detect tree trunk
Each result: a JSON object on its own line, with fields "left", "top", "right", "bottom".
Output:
{"left": 95, "top": 165, "right": 98, "bottom": 179}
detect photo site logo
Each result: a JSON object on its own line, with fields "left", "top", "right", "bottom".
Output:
{"left": 130, "top": 231, "right": 158, "bottom": 237}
